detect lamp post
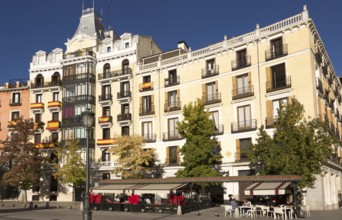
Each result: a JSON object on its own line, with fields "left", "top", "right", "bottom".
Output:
{"left": 82, "top": 109, "right": 94, "bottom": 220}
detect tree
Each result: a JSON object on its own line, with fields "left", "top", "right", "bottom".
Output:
{"left": 248, "top": 98, "right": 335, "bottom": 188}
{"left": 53, "top": 138, "right": 85, "bottom": 202}
{"left": 175, "top": 99, "right": 222, "bottom": 178}
{"left": 0, "top": 117, "right": 44, "bottom": 204}
{"left": 109, "top": 135, "right": 155, "bottom": 179}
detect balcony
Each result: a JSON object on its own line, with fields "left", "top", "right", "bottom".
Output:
{"left": 164, "top": 76, "right": 180, "bottom": 87}
{"left": 266, "top": 76, "right": 291, "bottom": 92}
{"left": 98, "top": 94, "right": 112, "bottom": 103}
{"left": 46, "top": 120, "right": 61, "bottom": 131}
{"left": 164, "top": 101, "right": 182, "bottom": 112}
{"left": 62, "top": 73, "right": 95, "bottom": 84}
{"left": 315, "top": 52, "right": 322, "bottom": 64}
{"left": 265, "top": 44, "right": 288, "bottom": 61}
{"left": 139, "top": 82, "right": 153, "bottom": 92}
{"left": 316, "top": 78, "right": 323, "bottom": 95}
{"left": 35, "top": 142, "right": 56, "bottom": 149}
{"left": 98, "top": 116, "right": 112, "bottom": 124}
{"left": 213, "top": 124, "right": 224, "bottom": 135}
{"left": 62, "top": 95, "right": 95, "bottom": 106}
{"left": 61, "top": 139, "right": 95, "bottom": 148}
{"left": 98, "top": 68, "right": 132, "bottom": 80}
{"left": 64, "top": 50, "right": 96, "bottom": 59}
{"left": 97, "top": 138, "right": 116, "bottom": 146}
{"left": 139, "top": 105, "right": 155, "bottom": 116}
{"left": 232, "top": 85, "right": 254, "bottom": 100}
{"left": 48, "top": 101, "right": 62, "bottom": 109}
{"left": 34, "top": 122, "right": 45, "bottom": 130}
{"left": 117, "top": 113, "right": 131, "bottom": 122}
{"left": 31, "top": 80, "right": 61, "bottom": 89}
{"left": 265, "top": 116, "right": 277, "bottom": 128}
{"left": 235, "top": 152, "right": 250, "bottom": 162}
{"left": 142, "top": 133, "right": 156, "bottom": 143}
{"left": 202, "top": 65, "right": 219, "bottom": 78}
{"left": 202, "top": 92, "right": 221, "bottom": 105}
{"left": 7, "top": 121, "right": 17, "bottom": 128}
{"left": 9, "top": 99, "right": 22, "bottom": 106}
{"left": 117, "top": 91, "right": 131, "bottom": 100}
{"left": 62, "top": 115, "right": 83, "bottom": 128}
{"left": 231, "top": 119, "right": 257, "bottom": 133}
{"left": 231, "top": 55, "right": 251, "bottom": 71}
{"left": 162, "top": 131, "right": 182, "bottom": 141}
{"left": 30, "top": 103, "right": 44, "bottom": 110}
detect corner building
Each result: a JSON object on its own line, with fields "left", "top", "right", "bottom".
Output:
{"left": 27, "top": 6, "right": 341, "bottom": 210}
{"left": 135, "top": 6, "right": 341, "bottom": 210}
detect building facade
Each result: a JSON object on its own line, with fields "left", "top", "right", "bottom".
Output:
{"left": 16, "top": 5, "right": 342, "bottom": 209}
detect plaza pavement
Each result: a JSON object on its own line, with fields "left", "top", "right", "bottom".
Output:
{"left": 0, "top": 205, "right": 341, "bottom": 220}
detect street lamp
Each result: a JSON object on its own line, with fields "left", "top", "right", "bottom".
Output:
{"left": 82, "top": 109, "right": 94, "bottom": 220}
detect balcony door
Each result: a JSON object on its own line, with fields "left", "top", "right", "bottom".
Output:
{"left": 168, "top": 118, "right": 179, "bottom": 138}
{"left": 206, "top": 82, "right": 216, "bottom": 101}
{"left": 168, "top": 91, "right": 177, "bottom": 108}
{"left": 102, "top": 85, "right": 111, "bottom": 99}
{"left": 168, "top": 70, "right": 177, "bottom": 84}
{"left": 271, "top": 63, "right": 286, "bottom": 89}
{"left": 142, "top": 96, "right": 152, "bottom": 113}
{"left": 237, "top": 49, "right": 247, "bottom": 67}
{"left": 271, "top": 38, "right": 283, "bottom": 57}
{"left": 121, "top": 81, "right": 130, "bottom": 95}
{"left": 272, "top": 98, "right": 288, "bottom": 118}
{"left": 236, "top": 74, "right": 249, "bottom": 95}
{"left": 238, "top": 105, "right": 251, "bottom": 129}
{"left": 142, "top": 122, "right": 152, "bottom": 140}
{"left": 209, "top": 111, "right": 219, "bottom": 130}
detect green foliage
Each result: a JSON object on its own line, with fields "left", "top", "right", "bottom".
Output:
{"left": 248, "top": 98, "right": 334, "bottom": 188}
{"left": 175, "top": 99, "right": 222, "bottom": 178}
{"left": 0, "top": 117, "right": 44, "bottom": 203}
{"left": 109, "top": 135, "right": 155, "bottom": 179}
{"left": 53, "top": 138, "right": 86, "bottom": 187}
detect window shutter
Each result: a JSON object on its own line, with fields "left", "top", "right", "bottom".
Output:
{"left": 177, "top": 89, "right": 180, "bottom": 100}
{"left": 176, "top": 146, "right": 180, "bottom": 165}
{"left": 165, "top": 147, "right": 170, "bottom": 166}
{"left": 232, "top": 76, "right": 237, "bottom": 90}
{"left": 248, "top": 72, "right": 252, "bottom": 85}
{"left": 215, "top": 80, "right": 218, "bottom": 92}
{"left": 266, "top": 100, "right": 272, "bottom": 117}
{"left": 266, "top": 67, "right": 272, "bottom": 85}
{"left": 236, "top": 139, "right": 240, "bottom": 161}
{"left": 288, "top": 96, "right": 293, "bottom": 104}
{"left": 202, "top": 83, "right": 206, "bottom": 96}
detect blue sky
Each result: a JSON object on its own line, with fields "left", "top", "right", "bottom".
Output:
{"left": 0, "top": 0, "right": 341, "bottom": 85}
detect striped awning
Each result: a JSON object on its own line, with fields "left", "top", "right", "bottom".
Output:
{"left": 244, "top": 182, "right": 291, "bottom": 196}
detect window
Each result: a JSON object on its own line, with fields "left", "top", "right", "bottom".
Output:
{"left": 125, "top": 42, "right": 129, "bottom": 48}
{"left": 51, "top": 132, "right": 58, "bottom": 142}
{"left": 206, "top": 59, "right": 215, "bottom": 71}
{"left": 236, "top": 49, "right": 247, "bottom": 67}
{"left": 11, "top": 111, "right": 20, "bottom": 121}
{"left": 53, "top": 92, "right": 59, "bottom": 101}
{"left": 121, "top": 126, "right": 129, "bottom": 136}
{"left": 103, "top": 63, "right": 110, "bottom": 77}
{"left": 122, "top": 104, "right": 129, "bottom": 114}
{"left": 143, "top": 75, "right": 151, "bottom": 83}
{"left": 168, "top": 118, "right": 179, "bottom": 139}
{"left": 122, "top": 59, "right": 130, "bottom": 74}
{"left": 209, "top": 111, "right": 219, "bottom": 130}
{"left": 167, "top": 146, "right": 179, "bottom": 166}
{"left": 103, "top": 128, "right": 110, "bottom": 139}
{"left": 75, "top": 128, "right": 86, "bottom": 139}
{"left": 272, "top": 98, "right": 288, "bottom": 117}
{"left": 34, "top": 133, "right": 41, "bottom": 144}
{"left": 239, "top": 138, "right": 252, "bottom": 160}
{"left": 35, "top": 74, "right": 44, "bottom": 87}
{"left": 76, "top": 63, "right": 87, "bottom": 74}
{"left": 168, "top": 91, "right": 177, "bottom": 108}
{"left": 75, "top": 105, "right": 86, "bottom": 116}
{"left": 142, "top": 122, "right": 153, "bottom": 139}
{"left": 106, "top": 46, "right": 111, "bottom": 52}
{"left": 237, "top": 105, "right": 251, "bottom": 128}
{"left": 12, "top": 92, "right": 21, "bottom": 104}
{"left": 268, "top": 63, "right": 287, "bottom": 90}
{"left": 35, "top": 114, "right": 42, "bottom": 123}
{"left": 102, "top": 149, "right": 110, "bottom": 161}
{"left": 271, "top": 38, "right": 283, "bottom": 57}
{"left": 102, "top": 173, "right": 110, "bottom": 180}
{"left": 36, "top": 94, "right": 42, "bottom": 103}
{"left": 236, "top": 74, "right": 249, "bottom": 95}
{"left": 142, "top": 96, "right": 152, "bottom": 113}
{"left": 52, "top": 112, "right": 59, "bottom": 121}
{"left": 102, "top": 106, "right": 110, "bottom": 116}
{"left": 101, "top": 85, "right": 111, "bottom": 100}
{"left": 167, "top": 69, "right": 178, "bottom": 86}
{"left": 206, "top": 82, "right": 217, "bottom": 101}
{"left": 51, "top": 72, "right": 60, "bottom": 86}
{"left": 120, "top": 81, "right": 130, "bottom": 96}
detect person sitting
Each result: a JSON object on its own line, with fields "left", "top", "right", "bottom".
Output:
{"left": 230, "top": 199, "right": 238, "bottom": 210}
{"left": 145, "top": 197, "right": 151, "bottom": 204}
{"left": 243, "top": 199, "right": 252, "bottom": 206}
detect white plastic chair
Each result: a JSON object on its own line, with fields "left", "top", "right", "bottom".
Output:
{"left": 273, "top": 207, "right": 286, "bottom": 219}
{"left": 302, "top": 206, "right": 310, "bottom": 217}
{"left": 224, "top": 205, "right": 235, "bottom": 217}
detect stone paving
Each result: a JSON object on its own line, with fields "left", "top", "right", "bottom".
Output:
{"left": 0, "top": 205, "right": 341, "bottom": 220}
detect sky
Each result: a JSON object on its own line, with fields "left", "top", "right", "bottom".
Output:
{"left": 0, "top": 0, "right": 341, "bottom": 85}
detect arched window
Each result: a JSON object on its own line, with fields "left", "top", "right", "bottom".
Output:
{"left": 122, "top": 59, "right": 129, "bottom": 75}
{"left": 36, "top": 74, "right": 44, "bottom": 87}
{"left": 51, "top": 72, "right": 60, "bottom": 86}
{"left": 103, "top": 63, "right": 110, "bottom": 78}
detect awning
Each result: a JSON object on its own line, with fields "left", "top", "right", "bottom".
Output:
{"left": 92, "top": 183, "right": 187, "bottom": 194}
{"left": 244, "top": 182, "right": 291, "bottom": 196}
{"left": 92, "top": 184, "right": 139, "bottom": 194}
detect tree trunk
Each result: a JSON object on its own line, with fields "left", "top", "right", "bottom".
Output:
{"left": 73, "top": 185, "right": 75, "bottom": 204}
{"left": 23, "top": 189, "right": 27, "bottom": 205}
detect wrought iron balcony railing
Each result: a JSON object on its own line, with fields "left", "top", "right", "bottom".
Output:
{"left": 162, "top": 131, "right": 182, "bottom": 141}
{"left": 231, "top": 119, "right": 257, "bottom": 133}
{"left": 9, "top": 99, "right": 22, "bottom": 106}
{"left": 98, "top": 68, "right": 132, "bottom": 80}
{"left": 201, "top": 65, "right": 219, "bottom": 78}
{"left": 142, "top": 133, "right": 156, "bottom": 143}
{"left": 265, "top": 44, "right": 288, "bottom": 61}
{"left": 117, "top": 113, "right": 131, "bottom": 121}
{"left": 231, "top": 55, "right": 251, "bottom": 71}
{"left": 232, "top": 85, "right": 254, "bottom": 100}
{"left": 99, "top": 94, "right": 112, "bottom": 102}
{"left": 164, "top": 101, "right": 181, "bottom": 112}
{"left": 139, "top": 82, "right": 153, "bottom": 92}
{"left": 202, "top": 92, "right": 221, "bottom": 105}
{"left": 117, "top": 91, "right": 131, "bottom": 99}
{"left": 164, "top": 76, "right": 180, "bottom": 87}
{"left": 139, "top": 105, "right": 155, "bottom": 116}
{"left": 266, "top": 76, "right": 291, "bottom": 92}
{"left": 31, "top": 80, "right": 61, "bottom": 89}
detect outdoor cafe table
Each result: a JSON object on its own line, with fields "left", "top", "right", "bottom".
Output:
{"left": 239, "top": 206, "right": 252, "bottom": 216}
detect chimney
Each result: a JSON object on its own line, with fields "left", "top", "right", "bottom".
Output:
{"left": 177, "top": 41, "right": 189, "bottom": 52}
